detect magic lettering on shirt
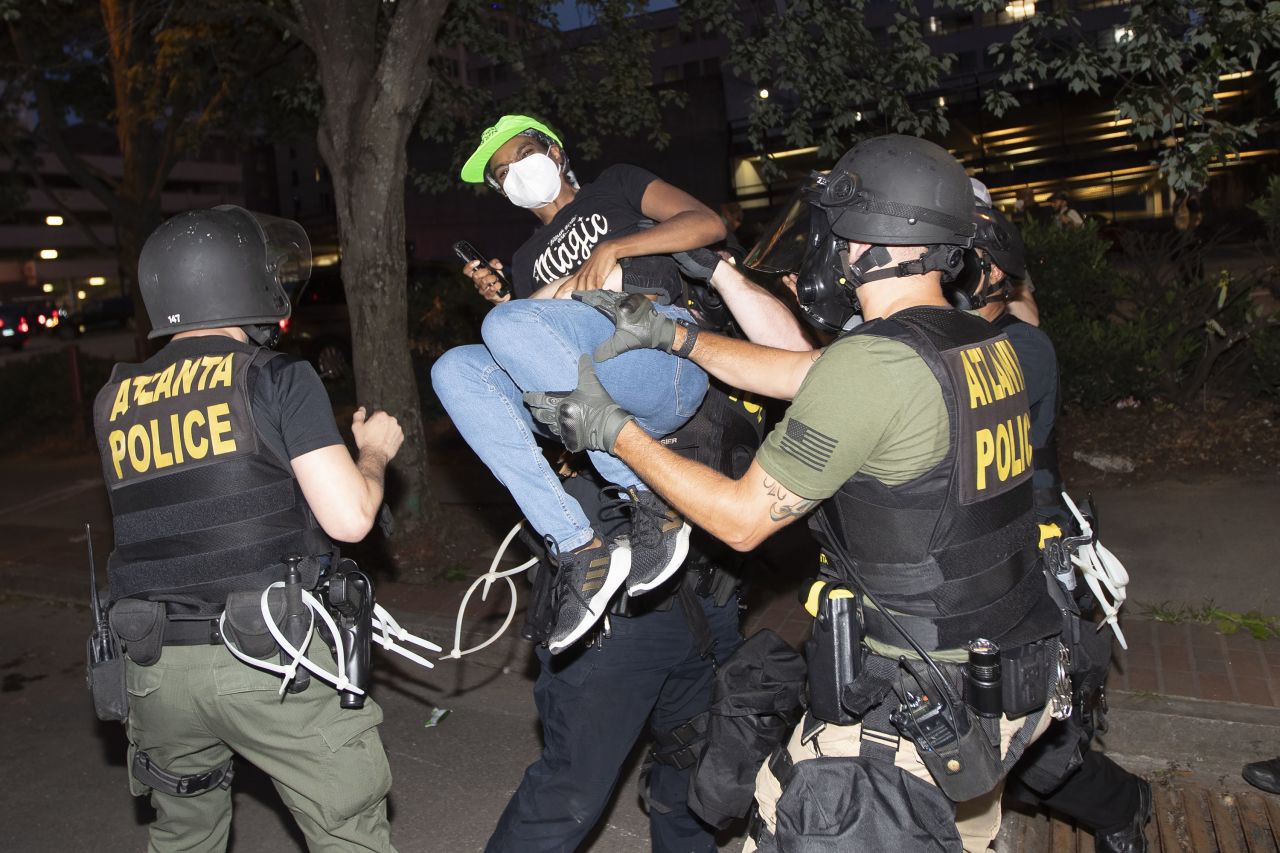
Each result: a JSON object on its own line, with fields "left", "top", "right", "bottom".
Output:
{"left": 532, "top": 213, "right": 610, "bottom": 286}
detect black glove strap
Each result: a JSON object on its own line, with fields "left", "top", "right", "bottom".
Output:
{"left": 672, "top": 320, "right": 699, "bottom": 359}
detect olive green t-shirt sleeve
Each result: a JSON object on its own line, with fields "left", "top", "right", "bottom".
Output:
{"left": 755, "top": 334, "right": 949, "bottom": 500}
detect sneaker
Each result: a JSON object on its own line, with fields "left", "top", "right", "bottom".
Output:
{"left": 547, "top": 535, "right": 631, "bottom": 655}
{"left": 624, "top": 487, "right": 691, "bottom": 595}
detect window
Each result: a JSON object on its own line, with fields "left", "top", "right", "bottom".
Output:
{"left": 662, "top": 66, "right": 680, "bottom": 83}
{"left": 702, "top": 56, "right": 721, "bottom": 75}
{"left": 683, "top": 60, "right": 701, "bottom": 79}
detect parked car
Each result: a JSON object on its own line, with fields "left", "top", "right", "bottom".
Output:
{"left": 63, "top": 295, "right": 134, "bottom": 337}
{"left": 0, "top": 304, "right": 31, "bottom": 350}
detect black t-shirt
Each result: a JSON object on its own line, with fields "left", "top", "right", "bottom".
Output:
{"left": 996, "top": 314, "right": 1059, "bottom": 489}
{"left": 510, "top": 164, "right": 658, "bottom": 298}
{"left": 147, "top": 336, "right": 343, "bottom": 465}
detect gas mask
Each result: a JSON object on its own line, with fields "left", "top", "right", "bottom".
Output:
{"left": 502, "top": 152, "right": 564, "bottom": 209}
{"left": 744, "top": 172, "right": 861, "bottom": 333}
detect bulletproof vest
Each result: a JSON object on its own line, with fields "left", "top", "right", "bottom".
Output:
{"left": 812, "top": 306, "right": 1060, "bottom": 652}
{"left": 994, "top": 312, "right": 1065, "bottom": 520}
{"left": 93, "top": 341, "right": 332, "bottom": 609}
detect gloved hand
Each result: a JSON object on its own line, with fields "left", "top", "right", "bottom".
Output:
{"left": 523, "top": 355, "right": 636, "bottom": 454}
{"left": 672, "top": 247, "right": 723, "bottom": 282}
{"left": 573, "top": 290, "right": 678, "bottom": 361}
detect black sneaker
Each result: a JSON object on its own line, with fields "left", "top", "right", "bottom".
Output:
{"left": 624, "top": 487, "right": 691, "bottom": 595}
{"left": 1094, "top": 777, "right": 1152, "bottom": 853}
{"left": 547, "top": 536, "right": 631, "bottom": 654}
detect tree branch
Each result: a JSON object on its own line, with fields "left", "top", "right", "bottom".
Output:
{"left": 213, "top": 3, "right": 314, "bottom": 51}
{"left": 7, "top": 21, "right": 124, "bottom": 218}
{"left": 0, "top": 137, "right": 112, "bottom": 255}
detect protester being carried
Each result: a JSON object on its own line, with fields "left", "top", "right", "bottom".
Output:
{"left": 431, "top": 114, "right": 722, "bottom": 653}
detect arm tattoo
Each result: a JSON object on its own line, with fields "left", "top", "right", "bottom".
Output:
{"left": 762, "top": 476, "right": 819, "bottom": 522}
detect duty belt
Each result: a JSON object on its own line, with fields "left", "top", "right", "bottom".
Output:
{"left": 163, "top": 615, "right": 223, "bottom": 646}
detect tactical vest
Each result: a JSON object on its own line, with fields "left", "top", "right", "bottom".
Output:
{"left": 994, "top": 313, "right": 1065, "bottom": 519}
{"left": 92, "top": 341, "right": 332, "bottom": 609}
{"left": 812, "top": 306, "right": 1060, "bottom": 653}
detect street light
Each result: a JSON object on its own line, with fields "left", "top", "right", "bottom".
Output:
{"left": 42, "top": 283, "right": 54, "bottom": 293}
{"left": 758, "top": 88, "right": 770, "bottom": 100}
{"left": 45, "top": 215, "right": 64, "bottom": 226}
{"left": 39, "top": 249, "right": 58, "bottom": 260}
{"left": 77, "top": 290, "right": 87, "bottom": 300}
{"left": 89, "top": 276, "right": 106, "bottom": 286}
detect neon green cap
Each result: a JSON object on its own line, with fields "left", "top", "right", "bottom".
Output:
{"left": 460, "top": 115, "right": 564, "bottom": 184}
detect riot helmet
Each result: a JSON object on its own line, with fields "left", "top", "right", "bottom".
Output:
{"left": 745, "top": 135, "right": 976, "bottom": 333}
{"left": 952, "top": 204, "right": 1027, "bottom": 309}
{"left": 138, "top": 205, "right": 311, "bottom": 344}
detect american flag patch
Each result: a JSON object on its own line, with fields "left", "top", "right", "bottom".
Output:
{"left": 779, "top": 419, "right": 837, "bottom": 471}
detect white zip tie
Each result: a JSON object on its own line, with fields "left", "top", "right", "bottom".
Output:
{"left": 1062, "top": 492, "right": 1130, "bottom": 650}
{"left": 441, "top": 521, "right": 537, "bottom": 660}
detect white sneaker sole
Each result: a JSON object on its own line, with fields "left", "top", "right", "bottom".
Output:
{"left": 547, "top": 543, "right": 632, "bottom": 655}
{"left": 626, "top": 522, "right": 692, "bottom": 595}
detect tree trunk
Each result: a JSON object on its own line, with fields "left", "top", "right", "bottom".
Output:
{"left": 327, "top": 130, "right": 432, "bottom": 526}
{"left": 294, "top": 0, "right": 448, "bottom": 530}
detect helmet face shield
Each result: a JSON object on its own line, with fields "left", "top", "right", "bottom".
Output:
{"left": 743, "top": 172, "right": 829, "bottom": 275}
{"left": 251, "top": 212, "right": 312, "bottom": 291}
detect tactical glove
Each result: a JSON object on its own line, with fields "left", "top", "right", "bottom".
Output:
{"left": 523, "top": 355, "right": 635, "bottom": 454}
{"left": 574, "top": 290, "right": 678, "bottom": 361}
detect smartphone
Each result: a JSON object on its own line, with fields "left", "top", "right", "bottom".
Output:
{"left": 453, "top": 240, "right": 510, "bottom": 298}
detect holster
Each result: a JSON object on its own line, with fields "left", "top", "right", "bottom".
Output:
{"left": 912, "top": 712, "right": 1005, "bottom": 802}
{"left": 1001, "top": 640, "right": 1053, "bottom": 718}
{"left": 804, "top": 583, "right": 863, "bottom": 725}
{"left": 222, "top": 587, "right": 289, "bottom": 660}
{"left": 109, "top": 599, "right": 167, "bottom": 666}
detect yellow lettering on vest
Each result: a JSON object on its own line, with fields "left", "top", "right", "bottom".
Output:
{"left": 149, "top": 419, "right": 174, "bottom": 470}
{"left": 1010, "top": 416, "right": 1026, "bottom": 478}
{"left": 176, "top": 358, "right": 200, "bottom": 396}
{"left": 967, "top": 349, "right": 994, "bottom": 405}
{"left": 109, "top": 380, "right": 131, "bottom": 422}
{"left": 183, "top": 409, "right": 208, "bottom": 459}
{"left": 169, "top": 413, "right": 185, "bottom": 465}
{"left": 1022, "top": 412, "right": 1034, "bottom": 467}
{"left": 989, "top": 351, "right": 1015, "bottom": 402}
{"left": 132, "top": 373, "right": 155, "bottom": 407}
{"left": 997, "top": 342, "right": 1023, "bottom": 396}
{"left": 962, "top": 355, "right": 988, "bottom": 409}
{"left": 208, "top": 402, "right": 237, "bottom": 456}
{"left": 197, "top": 355, "right": 223, "bottom": 391}
{"left": 975, "top": 428, "right": 995, "bottom": 491}
{"left": 127, "top": 423, "right": 150, "bottom": 473}
{"left": 107, "top": 429, "right": 126, "bottom": 479}
{"left": 208, "top": 354, "right": 234, "bottom": 389}
{"left": 980, "top": 347, "right": 1006, "bottom": 401}
{"left": 996, "top": 421, "right": 1012, "bottom": 483}
{"left": 152, "top": 364, "right": 176, "bottom": 403}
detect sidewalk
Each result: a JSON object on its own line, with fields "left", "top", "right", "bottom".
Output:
{"left": 5, "top": 451, "right": 1280, "bottom": 849}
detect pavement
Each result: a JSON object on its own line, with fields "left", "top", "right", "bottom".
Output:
{"left": 4, "top": 449, "right": 1280, "bottom": 850}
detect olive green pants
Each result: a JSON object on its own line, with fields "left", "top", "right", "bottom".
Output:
{"left": 124, "top": 639, "right": 395, "bottom": 853}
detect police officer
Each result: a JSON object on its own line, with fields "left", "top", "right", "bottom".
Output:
{"left": 525, "top": 135, "right": 1064, "bottom": 851}
{"left": 958, "top": 204, "right": 1152, "bottom": 853}
{"left": 93, "top": 205, "right": 403, "bottom": 851}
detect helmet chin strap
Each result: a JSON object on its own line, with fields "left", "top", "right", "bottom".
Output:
{"left": 842, "top": 244, "right": 965, "bottom": 288}
{"left": 245, "top": 323, "right": 281, "bottom": 348}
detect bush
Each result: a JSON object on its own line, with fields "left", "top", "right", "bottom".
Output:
{"left": 1023, "top": 220, "right": 1158, "bottom": 407}
{"left": 0, "top": 349, "right": 114, "bottom": 448}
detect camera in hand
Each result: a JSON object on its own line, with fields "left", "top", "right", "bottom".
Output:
{"left": 453, "top": 240, "right": 510, "bottom": 298}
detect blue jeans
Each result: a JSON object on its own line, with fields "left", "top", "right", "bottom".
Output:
{"left": 485, "top": 593, "right": 742, "bottom": 853}
{"left": 431, "top": 298, "right": 708, "bottom": 552}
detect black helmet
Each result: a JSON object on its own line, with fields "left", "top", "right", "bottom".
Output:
{"left": 821, "top": 135, "right": 976, "bottom": 248}
{"left": 973, "top": 205, "right": 1026, "bottom": 280}
{"left": 138, "top": 205, "right": 311, "bottom": 340}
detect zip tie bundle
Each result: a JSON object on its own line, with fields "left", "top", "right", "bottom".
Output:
{"left": 441, "top": 521, "right": 537, "bottom": 660}
{"left": 373, "top": 604, "right": 443, "bottom": 668}
{"left": 220, "top": 582, "right": 363, "bottom": 696}
{"left": 1062, "top": 492, "right": 1130, "bottom": 650}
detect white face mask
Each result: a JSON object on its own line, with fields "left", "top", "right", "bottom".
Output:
{"left": 502, "top": 152, "right": 563, "bottom": 209}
